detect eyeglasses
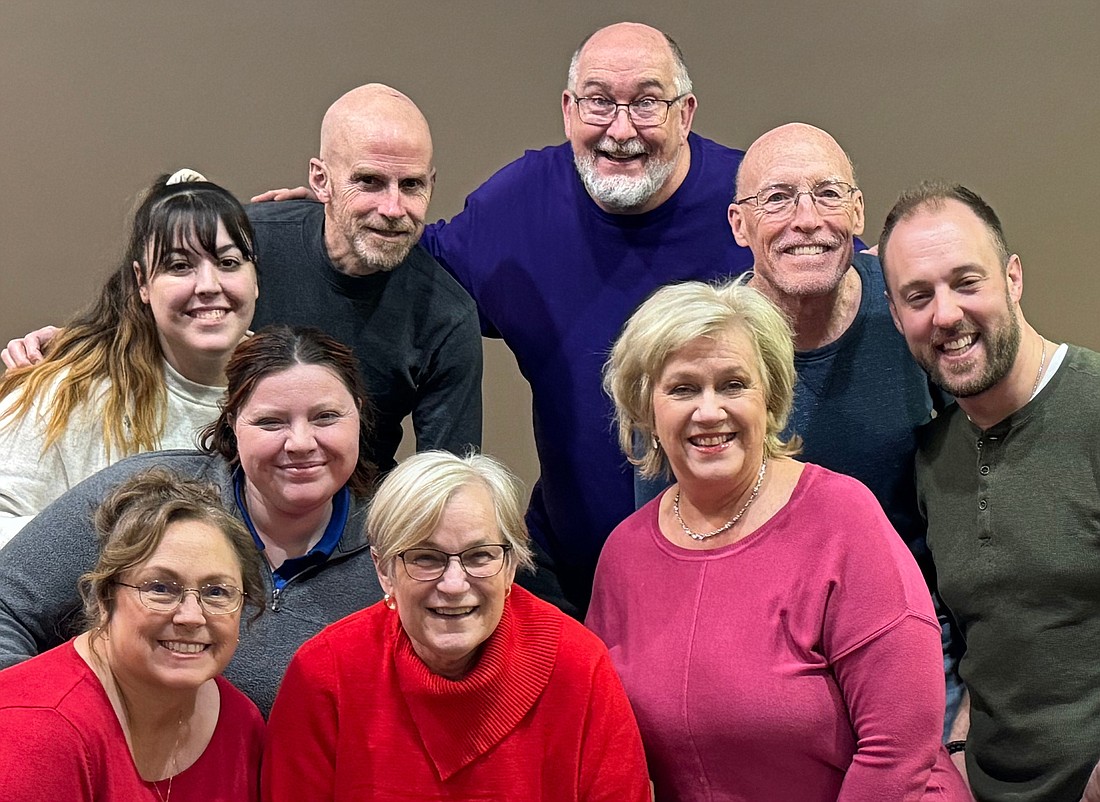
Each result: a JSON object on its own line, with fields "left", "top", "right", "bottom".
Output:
{"left": 398, "top": 544, "right": 512, "bottom": 581}
{"left": 115, "top": 580, "right": 245, "bottom": 615}
{"left": 735, "top": 181, "right": 859, "bottom": 216}
{"left": 570, "top": 94, "right": 687, "bottom": 127}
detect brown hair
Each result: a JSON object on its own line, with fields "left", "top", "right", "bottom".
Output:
{"left": 80, "top": 467, "right": 265, "bottom": 635}
{"left": 200, "top": 325, "right": 377, "bottom": 496}
{"left": 880, "top": 181, "right": 1011, "bottom": 285}
{"left": 0, "top": 174, "right": 256, "bottom": 459}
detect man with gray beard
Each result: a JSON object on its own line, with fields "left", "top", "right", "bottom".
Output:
{"left": 418, "top": 22, "right": 755, "bottom": 613}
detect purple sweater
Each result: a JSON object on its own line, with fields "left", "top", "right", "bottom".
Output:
{"left": 421, "top": 134, "right": 754, "bottom": 605}
{"left": 587, "top": 464, "right": 969, "bottom": 801}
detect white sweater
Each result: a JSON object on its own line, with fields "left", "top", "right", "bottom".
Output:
{"left": 0, "top": 362, "right": 224, "bottom": 547}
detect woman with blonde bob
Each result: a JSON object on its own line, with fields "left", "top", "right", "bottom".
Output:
{"left": 588, "top": 278, "right": 967, "bottom": 801}
{"left": 264, "top": 450, "right": 650, "bottom": 801}
{"left": 0, "top": 468, "right": 266, "bottom": 800}
{"left": 0, "top": 170, "right": 258, "bottom": 545}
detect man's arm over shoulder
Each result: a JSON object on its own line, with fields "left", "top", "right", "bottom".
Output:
{"left": 421, "top": 144, "right": 573, "bottom": 339}
{"left": 410, "top": 260, "right": 483, "bottom": 454}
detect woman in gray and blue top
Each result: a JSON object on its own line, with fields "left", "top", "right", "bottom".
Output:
{"left": 0, "top": 326, "right": 382, "bottom": 715}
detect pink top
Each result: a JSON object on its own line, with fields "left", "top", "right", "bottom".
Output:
{"left": 0, "top": 640, "right": 264, "bottom": 802}
{"left": 587, "top": 463, "right": 970, "bottom": 801}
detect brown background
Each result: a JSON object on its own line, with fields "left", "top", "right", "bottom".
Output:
{"left": 2, "top": 1, "right": 1097, "bottom": 486}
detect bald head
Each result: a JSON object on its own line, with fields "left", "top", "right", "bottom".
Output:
{"left": 319, "top": 83, "right": 433, "bottom": 166}
{"left": 728, "top": 123, "right": 865, "bottom": 304}
{"left": 568, "top": 22, "right": 691, "bottom": 95}
{"left": 309, "top": 84, "right": 435, "bottom": 276}
{"left": 736, "top": 123, "right": 854, "bottom": 199}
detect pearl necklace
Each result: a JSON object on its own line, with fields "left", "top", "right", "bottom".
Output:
{"left": 673, "top": 458, "right": 768, "bottom": 542}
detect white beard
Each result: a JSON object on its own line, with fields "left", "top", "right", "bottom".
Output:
{"left": 573, "top": 139, "right": 676, "bottom": 211}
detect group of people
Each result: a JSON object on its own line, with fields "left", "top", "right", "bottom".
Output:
{"left": 0, "top": 18, "right": 1097, "bottom": 802}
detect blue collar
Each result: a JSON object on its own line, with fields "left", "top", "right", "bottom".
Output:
{"left": 233, "top": 468, "right": 350, "bottom": 589}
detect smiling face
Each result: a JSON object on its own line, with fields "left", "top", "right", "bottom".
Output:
{"left": 563, "top": 23, "right": 696, "bottom": 214}
{"left": 310, "top": 86, "right": 435, "bottom": 276}
{"left": 729, "top": 124, "right": 864, "bottom": 300}
{"left": 378, "top": 482, "right": 516, "bottom": 680}
{"left": 102, "top": 518, "right": 244, "bottom": 692}
{"left": 652, "top": 327, "right": 769, "bottom": 492}
{"left": 883, "top": 199, "right": 1023, "bottom": 398}
{"left": 232, "top": 363, "right": 360, "bottom": 516}
{"left": 135, "top": 219, "right": 257, "bottom": 383}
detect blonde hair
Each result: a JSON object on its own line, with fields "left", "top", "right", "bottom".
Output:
{"left": 603, "top": 278, "right": 800, "bottom": 479}
{"left": 367, "top": 451, "right": 534, "bottom": 576}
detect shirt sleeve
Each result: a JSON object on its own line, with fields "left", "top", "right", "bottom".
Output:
{"left": 0, "top": 391, "right": 75, "bottom": 547}
{"left": 262, "top": 641, "right": 340, "bottom": 802}
{"left": 578, "top": 651, "right": 652, "bottom": 802}
{"left": 0, "top": 468, "right": 105, "bottom": 668}
{"left": 0, "top": 707, "right": 94, "bottom": 800}
{"left": 411, "top": 310, "right": 483, "bottom": 454}
{"left": 421, "top": 209, "right": 502, "bottom": 339}
{"left": 832, "top": 613, "right": 952, "bottom": 801}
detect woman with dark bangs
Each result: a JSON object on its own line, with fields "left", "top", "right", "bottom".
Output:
{"left": 0, "top": 169, "right": 258, "bottom": 545}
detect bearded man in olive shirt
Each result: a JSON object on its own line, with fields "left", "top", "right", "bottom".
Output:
{"left": 880, "top": 181, "right": 1100, "bottom": 802}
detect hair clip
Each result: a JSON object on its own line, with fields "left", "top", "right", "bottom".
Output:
{"left": 166, "top": 168, "right": 208, "bottom": 185}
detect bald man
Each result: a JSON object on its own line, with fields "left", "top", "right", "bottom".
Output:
{"left": 249, "top": 84, "right": 482, "bottom": 473}
{"left": 727, "top": 123, "right": 942, "bottom": 572}
{"left": 420, "top": 22, "right": 755, "bottom": 612}
{"left": 726, "top": 123, "right": 959, "bottom": 732}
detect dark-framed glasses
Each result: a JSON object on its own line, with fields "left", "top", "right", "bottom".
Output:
{"left": 115, "top": 580, "right": 245, "bottom": 615}
{"left": 735, "top": 181, "right": 859, "bottom": 216}
{"left": 398, "top": 544, "right": 512, "bottom": 581}
{"left": 570, "top": 93, "right": 687, "bottom": 127}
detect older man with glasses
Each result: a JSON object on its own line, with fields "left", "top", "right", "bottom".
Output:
{"left": 418, "top": 22, "right": 757, "bottom": 615}
{"left": 724, "top": 122, "right": 959, "bottom": 732}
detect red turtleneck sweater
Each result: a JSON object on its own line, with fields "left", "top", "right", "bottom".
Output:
{"left": 262, "top": 585, "right": 649, "bottom": 801}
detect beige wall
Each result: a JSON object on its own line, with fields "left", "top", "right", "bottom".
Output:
{"left": 3, "top": 1, "right": 1097, "bottom": 486}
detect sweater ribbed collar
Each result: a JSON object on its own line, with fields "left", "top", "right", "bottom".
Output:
{"left": 392, "top": 585, "right": 562, "bottom": 780}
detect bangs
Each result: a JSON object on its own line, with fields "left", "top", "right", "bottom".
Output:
{"left": 145, "top": 187, "right": 255, "bottom": 271}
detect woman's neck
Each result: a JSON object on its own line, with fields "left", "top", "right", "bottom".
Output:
{"left": 241, "top": 480, "right": 332, "bottom": 566}
{"left": 159, "top": 339, "right": 229, "bottom": 387}
{"left": 76, "top": 632, "right": 200, "bottom": 780}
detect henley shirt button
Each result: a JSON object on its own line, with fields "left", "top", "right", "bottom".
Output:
{"left": 980, "top": 465, "right": 990, "bottom": 475}
{"left": 978, "top": 499, "right": 988, "bottom": 510}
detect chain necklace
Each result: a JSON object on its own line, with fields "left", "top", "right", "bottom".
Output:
{"left": 1030, "top": 338, "right": 1047, "bottom": 399}
{"left": 152, "top": 740, "right": 179, "bottom": 802}
{"left": 673, "top": 458, "right": 768, "bottom": 541}
{"left": 91, "top": 637, "right": 183, "bottom": 802}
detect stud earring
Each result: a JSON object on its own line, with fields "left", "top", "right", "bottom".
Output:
{"left": 384, "top": 593, "right": 397, "bottom": 611}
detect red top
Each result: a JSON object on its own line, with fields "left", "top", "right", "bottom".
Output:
{"left": 0, "top": 639, "right": 264, "bottom": 801}
{"left": 263, "top": 585, "right": 650, "bottom": 801}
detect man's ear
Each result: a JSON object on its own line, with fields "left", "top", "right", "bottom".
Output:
{"left": 562, "top": 90, "right": 576, "bottom": 140}
{"left": 1006, "top": 254, "right": 1024, "bottom": 306}
{"left": 133, "top": 261, "right": 150, "bottom": 304}
{"left": 678, "top": 93, "right": 698, "bottom": 137}
{"left": 308, "top": 158, "right": 333, "bottom": 203}
{"left": 728, "top": 203, "right": 750, "bottom": 248}
{"left": 885, "top": 289, "right": 904, "bottom": 335}
{"left": 851, "top": 189, "right": 866, "bottom": 238}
